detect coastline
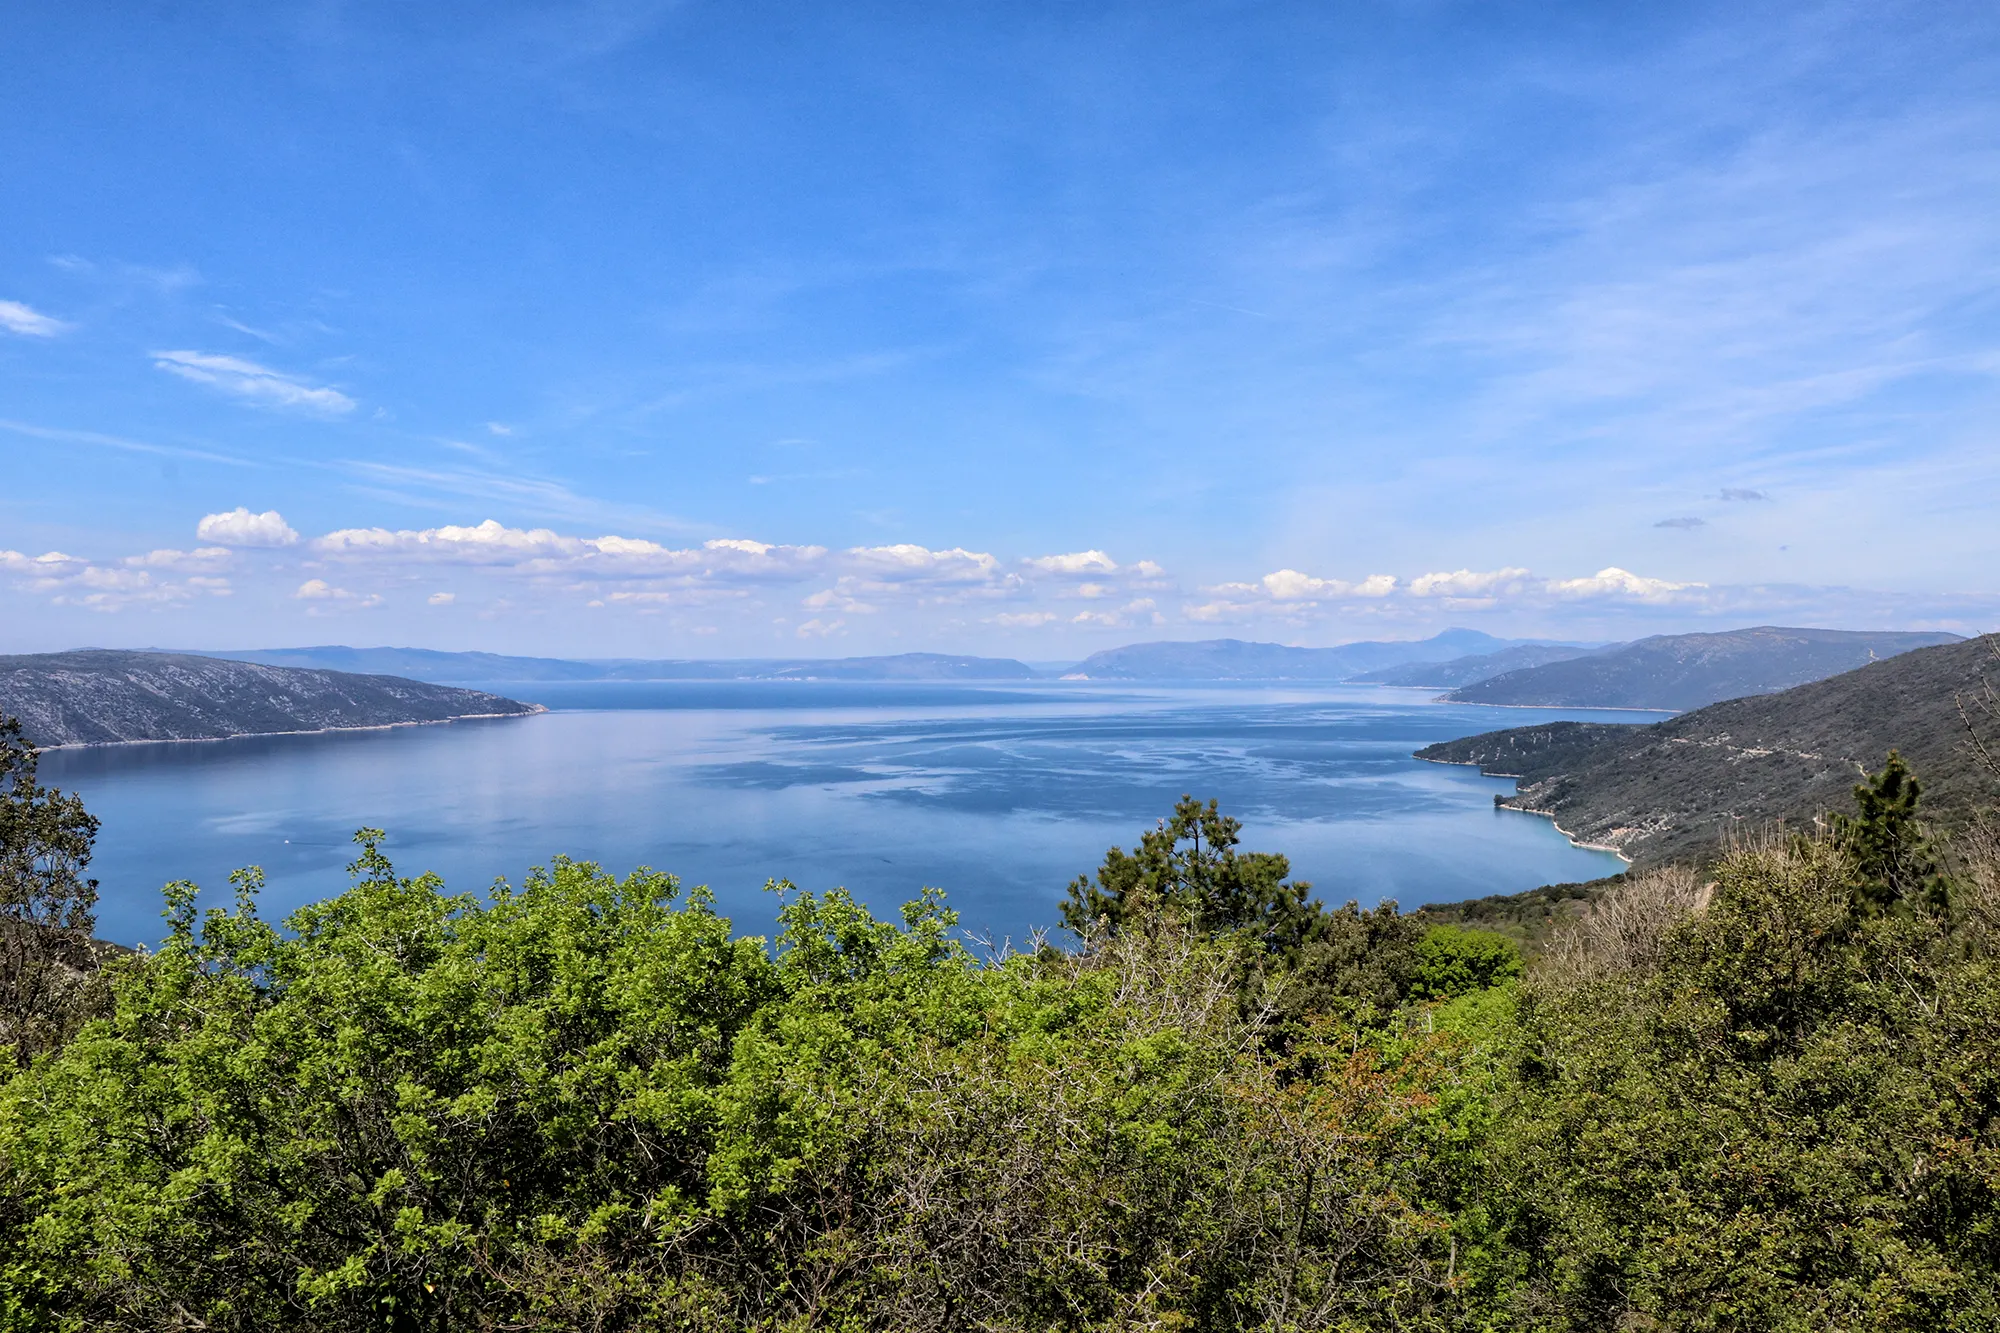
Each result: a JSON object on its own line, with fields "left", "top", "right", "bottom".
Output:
{"left": 1417, "top": 753, "right": 1634, "bottom": 864}
{"left": 1505, "top": 804, "right": 1634, "bottom": 864}
{"left": 1433, "top": 695, "right": 1678, "bottom": 715}
{"left": 32, "top": 705, "right": 547, "bottom": 751}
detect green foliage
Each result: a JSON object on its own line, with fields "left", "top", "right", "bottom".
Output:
{"left": 1837, "top": 749, "right": 1951, "bottom": 914}
{"left": 1, "top": 830, "right": 776, "bottom": 1330}
{"left": 1415, "top": 876, "right": 1614, "bottom": 953}
{"left": 0, "top": 825, "right": 1487, "bottom": 1332}
{"left": 1279, "top": 898, "right": 1425, "bottom": 1020}
{"left": 4, "top": 779, "right": 1997, "bottom": 1330}
{"left": 0, "top": 715, "right": 103, "bottom": 1068}
{"left": 1060, "top": 794, "right": 1319, "bottom": 961}
{"left": 1410, "top": 925, "right": 1522, "bottom": 1001}
{"left": 1063, "top": 797, "right": 1457, "bottom": 1026}
{"left": 1486, "top": 833, "right": 2000, "bottom": 1330}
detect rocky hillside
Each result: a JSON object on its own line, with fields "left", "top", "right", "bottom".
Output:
{"left": 1443, "top": 626, "right": 1960, "bottom": 711}
{"left": 1418, "top": 634, "right": 2000, "bottom": 866}
{"left": 0, "top": 650, "right": 541, "bottom": 747}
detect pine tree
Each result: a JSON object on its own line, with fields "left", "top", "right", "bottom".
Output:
{"left": 1834, "top": 750, "right": 1949, "bottom": 915}
{"left": 1060, "top": 794, "right": 1320, "bottom": 961}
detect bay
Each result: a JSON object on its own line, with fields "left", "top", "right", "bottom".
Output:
{"left": 38, "top": 681, "right": 1661, "bottom": 948}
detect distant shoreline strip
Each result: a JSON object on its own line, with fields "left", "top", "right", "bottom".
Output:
{"left": 32, "top": 705, "right": 547, "bottom": 751}
{"left": 1434, "top": 696, "right": 1678, "bottom": 714}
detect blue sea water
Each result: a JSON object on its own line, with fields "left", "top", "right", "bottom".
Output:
{"left": 38, "top": 681, "right": 1662, "bottom": 948}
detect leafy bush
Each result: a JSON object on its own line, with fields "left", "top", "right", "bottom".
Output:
{"left": 0, "top": 831, "right": 1483, "bottom": 1332}
{"left": 1488, "top": 832, "right": 2000, "bottom": 1330}
{"left": 1409, "top": 925, "right": 1522, "bottom": 1001}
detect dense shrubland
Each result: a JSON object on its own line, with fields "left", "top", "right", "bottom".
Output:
{"left": 1, "top": 727, "right": 1998, "bottom": 1329}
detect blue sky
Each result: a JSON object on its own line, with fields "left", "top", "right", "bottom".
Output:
{"left": 5, "top": 0, "right": 1999, "bottom": 657}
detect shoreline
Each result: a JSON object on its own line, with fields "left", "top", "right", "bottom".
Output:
{"left": 32, "top": 705, "right": 547, "bottom": 752}
{"left": 1506, "top": 804, "right": 1634, "bottom": 864}
{"left": 1416, "top": 753, "right": 1634, "bottom": 864}
{"left": 1432, "top": 695, "right": 1678, "bottom": 715}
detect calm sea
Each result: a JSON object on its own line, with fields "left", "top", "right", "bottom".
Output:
{"left": 39, "top": 681, "right": 1660, "bottom": 948}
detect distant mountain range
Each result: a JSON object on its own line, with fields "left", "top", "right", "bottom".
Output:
{"left": 1416, "top": 634, "right": 2000, "bottom": 866}
{"left": 0, "top": 651, "right": 540, "bottom": 748}
{"left": 1059, "top": 630, "right": 1557, "bottom": 680}
{"left": 187, "top": 647, "right": 1039, "bottom": 684}
{"left": 1350, "top": 643, "right": 1599, "bottom": 688}
{"left": 171, "top": 630, "right": 1962, "bottom": 707}
{"left": 1441, "top": 626, "right": 1961, "bottom": 711}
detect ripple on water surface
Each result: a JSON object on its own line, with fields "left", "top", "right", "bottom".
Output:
{"left": 38, "top": 682, "right": 1653, "bottom": 946}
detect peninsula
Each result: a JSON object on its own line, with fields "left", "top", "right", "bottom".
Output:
{"left": 0, "top": 650, "right": 540, "bottom": 748}
{"left": 1417, "top": 634, "right": 1999, "bottom": 865}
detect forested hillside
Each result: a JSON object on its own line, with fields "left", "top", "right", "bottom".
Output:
{"left": 1444, "top": 625, "right": 1959, "bottom": 710}
{"left": 1421, "top": 634, "right": 2000, "bottom": 865}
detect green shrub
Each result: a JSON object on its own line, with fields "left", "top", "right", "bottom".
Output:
{"left": 1410, "top": 924, "right": 1523, "bottom": 1001}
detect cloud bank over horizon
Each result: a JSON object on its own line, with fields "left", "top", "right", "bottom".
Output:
{"left": 2, "top": 508, "right": 1989, "bottom": 653}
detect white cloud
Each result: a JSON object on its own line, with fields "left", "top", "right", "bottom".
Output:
{"left": 1191, "top": 569, "right": 1397, "bottom": 613}
{"left": 843, "top": 543, "right": 1001, "bottom": 584}
{"left": 1, "top": 548, "right": 231, "bottom": 610}
{"left": 1260, "top": 569, "right": 1398, "bottom": 601}
{"left": 0, "top": 300, "right": 69, "bottom": 337}
{"left": 319, "top": 519, "right": 582, "bottom": 563}
{"left": 315, "top": 519, "right": 826, "bottom": 584}
{"left": 1545, "top": 567, "right": 1705, "bottom": 602}
{"left": 197, "top": 508, "right": 300, "bottom": 547}
{"left": 1408, "top": 567, "right": 1536, "bottom": 599}
{"left": 1398, "top": 565, "right": 1702, "bottom": 604}
{"left": 1024, "top": 550, "right": 1119, "bottom": 576}
{"left": 1181, "top": 562, "right": 1708, "bottom": 621}
{"left": 304, "top": 523, "right": 1148, "bottom": 613}
{"left": 795, "top": 617, "right": 845, "bottom": 638}
{"left": 295, "top": 578, "right": 382, "bottom": 608}
{"left": 124, "top": 547, "right": 232, "bottom": 569}
{"left": 0, "top": 550, "right": 86, "bottom": 584}
{"left": 1183, "top": 600, "right": 1250, "bottom": 623}
{"left": 803, "top": 582, "right": 879, "bottom": 614}
{"left": 153, "top": 350, "right": 356, "bottom": 415}
{"left": 428, "top": 592, "right": 456, "bottom": 605}
{"left": 991, "top": 611, "right": 1059, "bottom": 628}
{"left": 1072, "top": 599, "right": 1166, "bottom": 629}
